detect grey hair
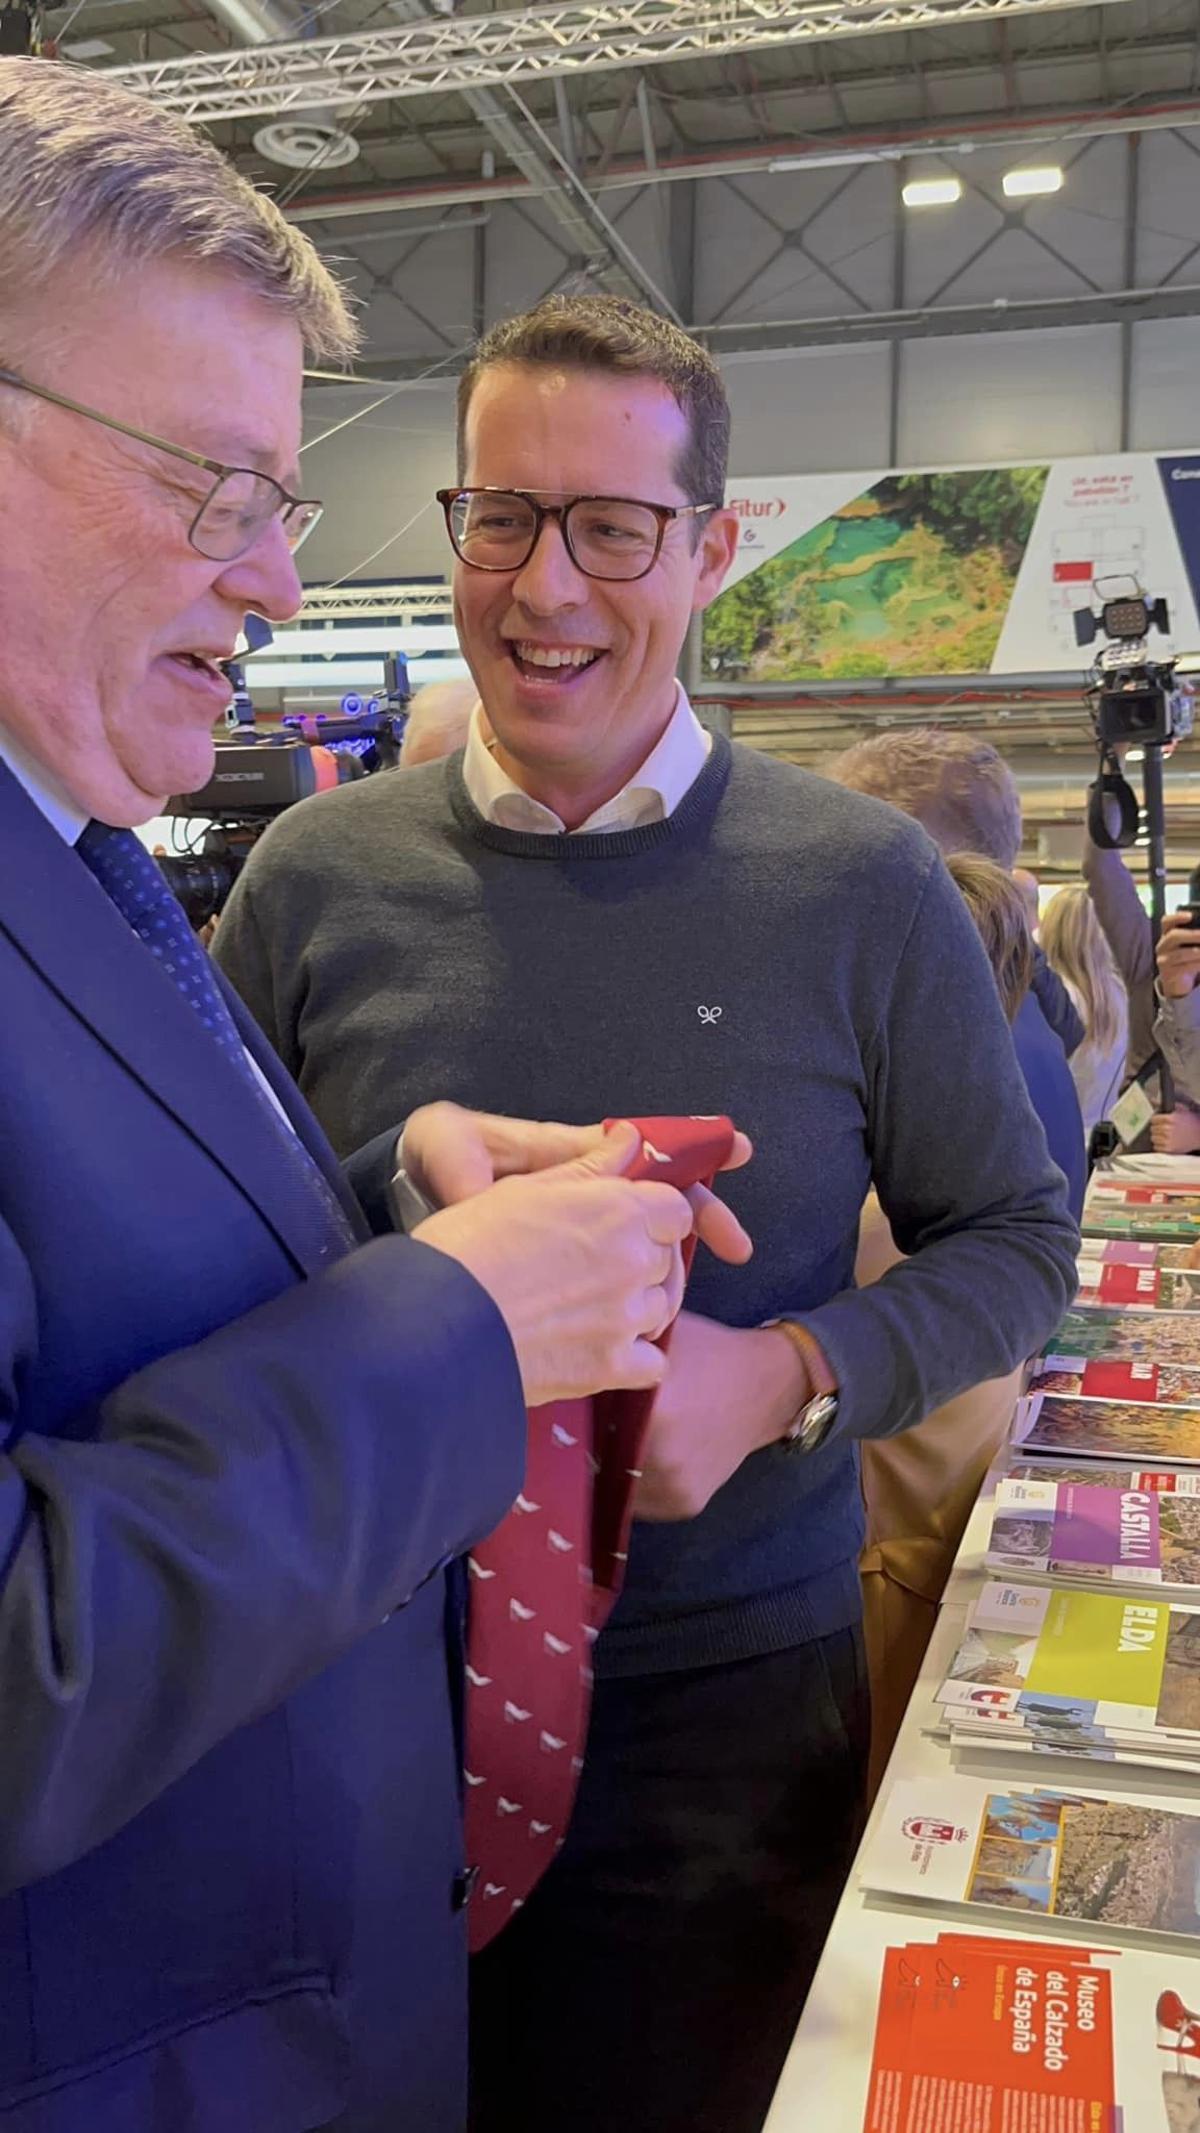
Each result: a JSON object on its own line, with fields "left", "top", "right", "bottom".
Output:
{"left": 823, "top": 726, "right": 1023, "bottom": 871}
{"left": 0, "top": 57, "right": 358, "bottom": 364}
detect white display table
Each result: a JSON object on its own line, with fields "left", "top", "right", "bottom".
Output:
{"left": 764, "top": 1449, "right": 1200, "bottom": 2129}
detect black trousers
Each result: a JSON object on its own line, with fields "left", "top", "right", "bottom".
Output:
{"left": 469, "top": 1625, "right": 869, "bottom": 2133}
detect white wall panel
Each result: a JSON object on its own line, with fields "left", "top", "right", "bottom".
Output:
{"left": 722, "top": 344, "right": 892, "bottom": 472}
{"left": 1129, "top": 317, "right": 1200, "bottom": 449}
{"left": 898, "top": 325, "right": 1122, "bottom": 463}
{"left": 299, "top": 378, "right": 458, "bottom": 586}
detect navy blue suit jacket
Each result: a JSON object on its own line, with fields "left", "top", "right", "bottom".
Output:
{"left": 0, "top": 764, "right": 525, "bottom": 2132}
{"left": 1013, "top": 990, "right": 1087, "bottom": 1224}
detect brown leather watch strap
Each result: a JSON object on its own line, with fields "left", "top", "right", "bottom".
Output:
{"left": 767, "top": 1317, "right": 839, "bottom": 1401}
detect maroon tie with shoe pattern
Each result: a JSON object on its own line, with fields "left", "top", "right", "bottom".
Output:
{"left": 463, "top": 1114, "right": 736, "bottom": 1952}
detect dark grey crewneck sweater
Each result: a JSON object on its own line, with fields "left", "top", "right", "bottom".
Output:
{"left": 215, "top": 734, "right": 1077, "bottom": 1676}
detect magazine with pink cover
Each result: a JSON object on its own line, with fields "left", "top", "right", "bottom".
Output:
{"left": 1082, "top": 1244, "right": 1200, "bottom": 1268}
{"left": 986, "top": 1470, "right": 1200, "bottom": 1590}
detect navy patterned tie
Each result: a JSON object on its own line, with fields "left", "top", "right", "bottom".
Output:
{"left": 77, "top": 821, "right": 354, "bottom": 1260}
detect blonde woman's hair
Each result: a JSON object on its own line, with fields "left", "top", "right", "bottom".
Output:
{"left": 1040, "top": 885, "right": 1125, "bottom": 1054}
{"left": 0, "top": 57, "right": 358, "bottom": 364}
{"left": 946, "top": 853, "right": 1034, "bottom": 1024}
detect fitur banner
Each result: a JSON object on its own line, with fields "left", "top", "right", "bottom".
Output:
{"left": 703, "top": 453, "right": 1200, "bottom": 683}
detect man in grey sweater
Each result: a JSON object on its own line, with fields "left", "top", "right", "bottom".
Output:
{"left": 215, "top": 295, "right": 1077, "bottom": 2133}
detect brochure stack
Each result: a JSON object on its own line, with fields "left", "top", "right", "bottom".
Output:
{"left": 850, "top": 1161, "right": 1200, "bottom": 2132}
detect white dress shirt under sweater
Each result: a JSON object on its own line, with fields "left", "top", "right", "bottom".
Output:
{"left": 460, "top": 681, "right": 711, "bottom": 833}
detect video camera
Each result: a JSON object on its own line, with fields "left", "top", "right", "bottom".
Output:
{"left": 1075, "top": 585, "right": 1196, "bottom": 750}
{"left": 159, "top": 648, "right": 411, "bottom": 930}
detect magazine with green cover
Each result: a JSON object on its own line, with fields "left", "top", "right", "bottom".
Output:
{"left": 939, "top": 1580, "right": 1200, "bottom": 1770}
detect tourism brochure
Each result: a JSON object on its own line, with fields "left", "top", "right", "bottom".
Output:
{"left": 1021, "top": 1397, "right": 1200, "bottom": 1465}
{"left": 1090, "top": 1177, "right": 1200, "bottom": 1203}
{"left": 936, "top": 1580, "right": 1200, "bottom": 1770}
{"left": 1006, "top": 1457, "right": 1200, "bottom": 1491}
{"left": 1029, "top": 1326, "right": 1200, "bottom": 1406}
{"left": 986, "top": 1470, "right": 1200, "bottom": 1591}
{"left": 1081, "top": 1203, "right": 1200, "bottom": 1244}
{"left": 861, "top": 1774, "right": 1200, "bottom": 1942}
{"left": 862, "top": 1924, "right": 1200, "bottom": 2133}
{"left": 1043, "top": 1309, "right": 1200, "bottom": 1365}
{"left": 1077, "top": 1259, "right": 1200, "bottom": 1311}
{"left": 1079, "top": 1242, "right": 1200, "bottom": 1269}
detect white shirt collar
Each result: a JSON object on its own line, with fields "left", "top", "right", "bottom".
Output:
{"left": 0, "top": 723, "right": 89, "bottom": 846}
{"left": 460, "top": 681, "right": 711, "bottom": 835}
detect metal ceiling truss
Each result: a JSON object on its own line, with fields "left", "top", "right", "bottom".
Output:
{"left": 465, "top": 81, "right": 681, "bottom": 312}
{"left": 696, "top": 277, "right": 1200, "bottom": 348}
{"left": 101, "top": 0, "right": 1130, "bottom": 128}
{"left": 295, "top": 584, "right": 454, "bottom": 620}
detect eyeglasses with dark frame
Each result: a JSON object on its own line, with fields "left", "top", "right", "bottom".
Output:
{"left": 436, "top": 486, "right": 719, "bottom": 584}
{"left": 0, "top": 367, "right": 324, "bottom": 564}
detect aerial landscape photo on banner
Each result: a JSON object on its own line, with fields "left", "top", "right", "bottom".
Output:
{"left": 704, "top": 453, "right": 1200, "bottom": 682}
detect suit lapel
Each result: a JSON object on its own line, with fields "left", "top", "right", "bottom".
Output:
{"left": 0, "top": 765, "right": 359, "bottom": 1272}
{"left": 218, "top": 966, "right": 367, "bottom": 1237}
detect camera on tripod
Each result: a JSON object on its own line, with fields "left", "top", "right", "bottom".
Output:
{"left": 158, "top": 649, "right": 412, "bottom": 930}
{"left": 1075, "top": 585, "right": 1197, "bottom": 749}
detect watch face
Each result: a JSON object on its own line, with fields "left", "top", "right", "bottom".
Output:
{"left": 791, "top": 1392, "right": 838, "bottom": 1453}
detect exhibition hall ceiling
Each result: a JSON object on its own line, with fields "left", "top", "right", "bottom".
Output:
{"left": 60, "top": 0, "right": 1200, "bottom": 362}
{"left": 51, "top": 0, "right": 1200, "bottom": 854}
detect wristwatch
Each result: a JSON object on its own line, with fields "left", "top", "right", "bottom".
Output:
{"left": 764, "top": 1319, "right": 841, "bottom": 1456}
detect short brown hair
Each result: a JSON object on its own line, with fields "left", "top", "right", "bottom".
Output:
{"left": 824, "top": 727, "right": 1022, "bottom": 871}
{"left": 0, "top": 56, "right": 357, "bottom": 365}
{"left": 946, "top": 853, "right": 1034, "bottom": 1023}
{"left": 456, "top": 295, "right": 730, "bottom": 508}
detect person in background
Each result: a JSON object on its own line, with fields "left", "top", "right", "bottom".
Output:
{"left": 857, "top": 853, "right": 1036, "bottom": 1793}
{"left": 826, "top": 730, "right": 1083, "bottom": 1060}
{"left": 1083, "top": 812, "right": 1157, "bottom": 1082}
{"left": 1012, "top": 865, "right": 1042, "bottom": 936}
{"left": 1039, "top": 886, "right": 1128, "bottom": 1143}
{"left": 1150, "top": 910, "right": 1200, "bottom": 1152}
{"left": 399, "top": 678, "right": 481, "bottom": 768}
{"left": 950, "top": 854, "right": 1037, "bottom": 1022}
{"left": 215, "top": 293, "right": 1077, "bottom": 2133}
{"left": 825, "top": 727, "right": 1087, "bottom": 1221}
{"left": 0, "top": 58, "right": 753, "bottom": 2133}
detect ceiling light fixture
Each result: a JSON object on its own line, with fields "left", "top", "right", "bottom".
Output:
{"left": 767, "top": 150, "right": 900, "bottom": 173}
{"left": 1002, "top": 165, "right": 1064, "bottom": 198}
{"left": 901, "top": 176, "right": 962, "bottom": 208}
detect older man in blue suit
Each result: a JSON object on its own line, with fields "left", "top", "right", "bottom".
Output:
{"left": 0, "top": 58, "right": 751, "bottom": 2133}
